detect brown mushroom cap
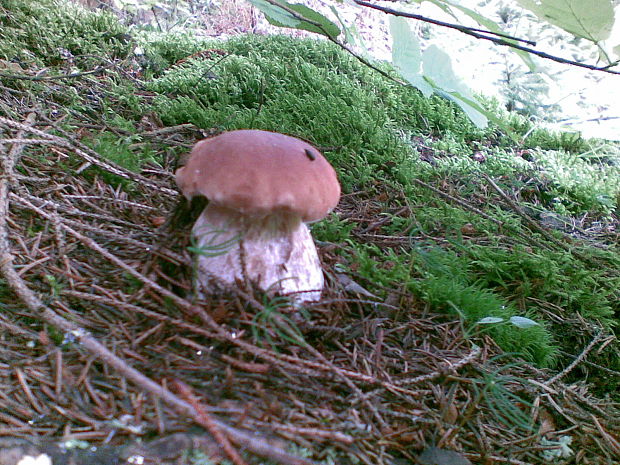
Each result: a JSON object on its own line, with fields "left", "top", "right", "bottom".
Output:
{"left": 175, "top": 129, "right": 341, "bottom": 222}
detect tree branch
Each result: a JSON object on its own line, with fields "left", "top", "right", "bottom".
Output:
{"left": 353, "top": 0, "right": 620, "bottom": 75}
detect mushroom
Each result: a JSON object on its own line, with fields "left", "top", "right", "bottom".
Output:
{"left": 175, "top": 129, "right": 340, "bottom": 304}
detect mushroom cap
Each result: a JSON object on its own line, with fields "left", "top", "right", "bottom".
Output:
{"left": 175, "top": 129, "right": 341, "bottom": 223}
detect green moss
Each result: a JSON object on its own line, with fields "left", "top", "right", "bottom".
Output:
{"left": 346, "top": 245, "right": 557, "bottom": 366}
{"left": 532, "top": 149, "right": 620, "bottom": 215}
{"left": 467, "top": 246, "right": 618, "bottom": 327}
{"left": 525, "top": 128, "right": 589, "bottom": 153}
{"left": 0, "top": 0, "right": 129, "bottom": 65}
{"left": 80, "top": 131, "right": 160, "bottom": 188}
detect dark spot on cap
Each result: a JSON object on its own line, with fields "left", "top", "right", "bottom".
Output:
{"left": 304, "top": 149, "right": 316, "bottom": 161}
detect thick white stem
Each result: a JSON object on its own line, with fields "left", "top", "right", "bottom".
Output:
{"left": 192, "top": 204, "right": 324, "bottom": 304}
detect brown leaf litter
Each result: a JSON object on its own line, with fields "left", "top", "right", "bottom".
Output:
{"left": 0, "top": 111, "right": 619, "bottom": 465}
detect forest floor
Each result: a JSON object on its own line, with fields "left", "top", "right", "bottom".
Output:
{"left": 0, "top": 1, "right": 619, "bottom": 465}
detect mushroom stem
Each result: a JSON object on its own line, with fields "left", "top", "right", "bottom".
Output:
{"left": 192, "top": 204, "right": 324, "bottom": 304}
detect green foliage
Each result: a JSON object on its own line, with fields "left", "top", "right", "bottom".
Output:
{"left": 82, "top": 132, "right": 159, "bottom": 188}
{"left": 391, "top": 17, "right": 492, "bottom": 129}
{"left": 412, "top": 247, "right": 557, "bottom": 366}
{"left": 135, "top": 30, "right": 214, "bottom": 76}
{"left": 516, "top": 0, "right": 615, "bottom": 44}
{"left": 439, "top": 0, "right": 538, "bottom": 70}
{"left": 87, "top": 132, "right": 153, "bottom": 172}
{"left": 0, "top": 0, "right": 129, "bottom": 65}
{"left": 531, "top": 148, "right": 620, "bottom": 215}
{"left": 311, "top": 213, "right": 355, "bottom": 244}
{"left": 390, "top": 16, "right": 433, "bottom": 97}
{"left": 524, "top": 129, "right": 589, "bottom": 153}
{"left": 252, "top": 295, "right": 308, "bottom": 350}
{"left": 248, "top": 0, "right": 340, "bottom": 38}
{"left": 188, "top": 231, "right": 241, "bottom": 258}
{"left": 467, "top": 246, "right": 617, "bottom": 327}
{"left": 473, "top": 358, "right": 537, "bottom": 432}
{"left": 44, "top": 274, "right": 65, "bottom": 297}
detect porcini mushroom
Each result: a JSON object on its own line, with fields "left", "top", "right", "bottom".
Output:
{"left": 175, "top": 129, "right": 340, "bottom": 304}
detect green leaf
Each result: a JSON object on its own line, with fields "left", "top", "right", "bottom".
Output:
{"left": 478, "top": 317, "right": 505, "bottom": 324}
{"left": 433, "top": 84, "right": 521, "bottom": 140}
{"left": 389, "top": 19, "right": 522, "bottom": 136}
{"left": 516, "top": 0, "right": 615, "bottom": 43}
{"left": 441, "top": 0, "right": 537, "bottom": 71}
{"left": 390, "top": 16, "right": 432, "bottom": 97}
{"left": 330, "top": 5, "right": 369, "bottom": 56}
{"left": 413, "top": 0, "right": 459, "bottom": 19}
{"left": 248, "top": 0, "right": 340, "bottom": 38}
{"left": 509, "top": 316, "right": 540, "bottom": 328}
{"left": 422, "top": 45, "right": 488, "bottom": 128}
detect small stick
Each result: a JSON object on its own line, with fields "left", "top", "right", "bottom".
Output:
{"left": 481, "top": 172, "right": 596, "bottom": 264}
{"left": 173, "top": 380, "right": 249, "bottom": 465}
{"left": 545, "top": 331, "right": 603, "bottom": 386}
{"left": 14, "top": 368, "right": 45, "bottom": 415}
{"left": 394, "top": 345, "right": 481, "bottom": 386}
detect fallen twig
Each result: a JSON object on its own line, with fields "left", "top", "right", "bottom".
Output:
{"left": 173, "top": 380, "right": 249, "bottom": 465}
{"left": 545, "top": 330, "right": 604, "bottom": 386}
